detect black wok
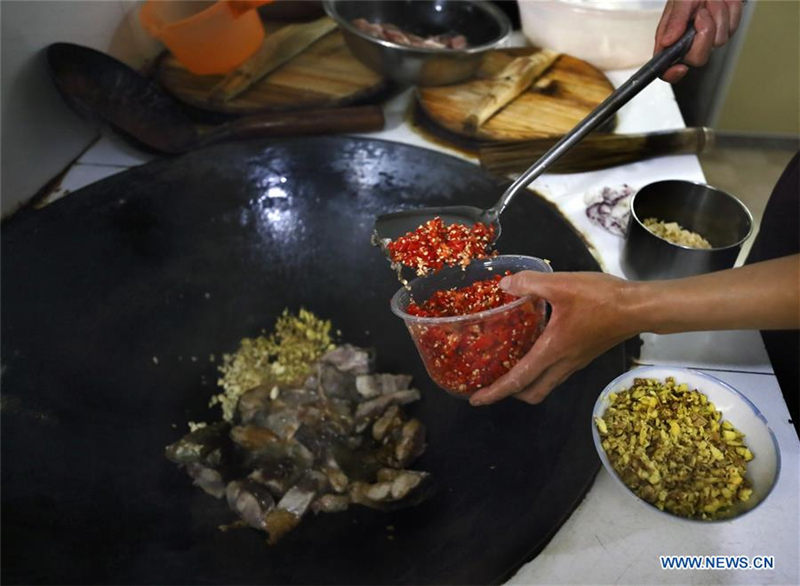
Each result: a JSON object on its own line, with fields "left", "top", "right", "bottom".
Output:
{"left": 1, "top": 137, "right": 625, "bottom": 585}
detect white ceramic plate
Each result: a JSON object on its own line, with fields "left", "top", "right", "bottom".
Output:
{"left": 592, "top": 365, "right": 781, "bottom": 522}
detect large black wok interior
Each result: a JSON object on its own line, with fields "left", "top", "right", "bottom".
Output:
{"left": 1, "top": 137, "right": 625, "bottom": 585}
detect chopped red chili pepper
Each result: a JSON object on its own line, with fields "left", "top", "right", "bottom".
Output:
{"left": 406, "top": 274, "right": 516, "bottom": 317}
{"left": 386, "top": 217, "right": 495, "bottom": 276}
{"left": 403, "top": 272, "right": 546, "bottom": 395}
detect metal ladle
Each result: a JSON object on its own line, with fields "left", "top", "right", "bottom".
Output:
{"left": 374, "top": 27, "right": 696, "bottom": 242}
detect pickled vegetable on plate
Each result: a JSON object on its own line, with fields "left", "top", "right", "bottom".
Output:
{"left": 595, "top": 376, "right": 754, "bottom": 520}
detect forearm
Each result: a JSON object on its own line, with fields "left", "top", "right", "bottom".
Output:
{"left": 628, "top": 254, "right": 800, "bottom": 334}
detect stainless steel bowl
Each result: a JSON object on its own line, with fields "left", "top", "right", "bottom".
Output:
{"left": 323, "top": 0, "right": 512, "bottom": 87}
{"left": 621, "top": 180, "right": 753, "bottom": 280}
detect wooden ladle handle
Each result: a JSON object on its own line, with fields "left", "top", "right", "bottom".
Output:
{"left": 479, "top": 127, "right": 715, "bottom": 174}
{"left": 196, "top": 105, "right": 385, "bottom": 147}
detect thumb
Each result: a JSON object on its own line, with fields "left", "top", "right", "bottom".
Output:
{"left": 499, "top": 270, "right": 553, "bottom": 298}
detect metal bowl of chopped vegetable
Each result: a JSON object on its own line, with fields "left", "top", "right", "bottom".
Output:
{"left": 620, "top": 180, "right": 753, "bottom": 280}
{"left": 323, "top": 0, "right": 512, "bottom": 86}
{"left": 592, "top": 366, "right": 780, "bottom": 522}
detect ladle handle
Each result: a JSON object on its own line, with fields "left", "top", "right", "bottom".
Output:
{"left": 487, "top": 25, "right": 696, "bottom": 219}
{"left": 196, "top": 105, "right": 385, "bottom": 147}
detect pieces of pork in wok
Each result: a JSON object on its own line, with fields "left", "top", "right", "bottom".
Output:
{"left": 165, "top": 422, "right": 237, "bottom": 498}
{"left": 165, "top": 344, "right": 431, "bottom": 543}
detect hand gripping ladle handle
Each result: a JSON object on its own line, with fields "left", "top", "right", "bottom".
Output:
{"left": 486, "top": 26, "right": 696, "bottom": 220}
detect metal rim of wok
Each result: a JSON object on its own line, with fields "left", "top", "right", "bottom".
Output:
{"left": 1, "top": 136, "right": 626, "bottom": 585}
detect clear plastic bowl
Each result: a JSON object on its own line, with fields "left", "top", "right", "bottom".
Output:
{"left": 518, "top": 0, "right": 666, "bottom": 71}
{"left": 391, "top": 255, "right": 552, "bottom": 397}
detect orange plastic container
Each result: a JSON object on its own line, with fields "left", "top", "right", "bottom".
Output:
{"left": 140, "top": 1, "right": 272, "bottom": 75}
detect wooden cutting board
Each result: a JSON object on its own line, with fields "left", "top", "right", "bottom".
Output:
{"left": 417, "top": 48, "right": 615, "bottom": 141}
{"left": 157, "top": 25, "right": 389, "bottom": 115}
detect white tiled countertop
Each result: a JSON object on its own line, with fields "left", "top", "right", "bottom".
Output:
{"left": 49, "top": 57, "right": 799, "bottom": 586}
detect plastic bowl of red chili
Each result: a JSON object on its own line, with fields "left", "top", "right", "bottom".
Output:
{"left": 391, "top": 255, "right": 551, "bottom": 397}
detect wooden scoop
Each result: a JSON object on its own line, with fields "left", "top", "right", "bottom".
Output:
{"left": 46, "top": 42, "right": 384, "bottom": 155}
{"left": 463, "top": 50, "right": 559, "bottom": 133}
{"left": 209, "top": 16, "right": 338, "bottom": 103}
